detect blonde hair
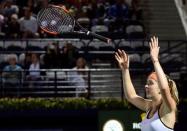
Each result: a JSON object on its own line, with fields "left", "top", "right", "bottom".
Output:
{"left": 166, "top": 76, "right": 179, "bottom": 105}
{"left": 148, "top": 72, "right": 179, "bottom": 105}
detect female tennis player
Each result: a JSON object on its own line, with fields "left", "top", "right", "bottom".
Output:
{"left": 115, "top": 36, "right": 179, "bottom": 131}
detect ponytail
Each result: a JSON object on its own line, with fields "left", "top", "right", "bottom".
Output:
{"left": 168, "top": 79, "right": 179, "bottom": 105}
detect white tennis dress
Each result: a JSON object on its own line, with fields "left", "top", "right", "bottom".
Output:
{"left": 140, "top": 109, "right": 174, "bottom": 131}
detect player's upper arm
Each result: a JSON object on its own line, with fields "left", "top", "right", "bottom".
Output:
{"left": 128, "top": 95, "right": 151, "bottom": 111}
{"left": 161, "top": 88, "right": 177, "bottom": 111}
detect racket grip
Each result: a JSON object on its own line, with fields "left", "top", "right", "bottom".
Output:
{"left": 87, "top": 31, "right": 111, "bottom": 44}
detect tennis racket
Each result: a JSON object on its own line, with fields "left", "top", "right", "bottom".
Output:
{"left": 37, "top": 5, "right": 111, "bottom": 43}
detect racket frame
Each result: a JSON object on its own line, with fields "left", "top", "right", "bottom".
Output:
{"left": 37, "top": 5, "right": 111, "bottom": 43}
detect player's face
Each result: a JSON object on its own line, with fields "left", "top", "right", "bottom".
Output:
{"left": 145, "top": 78, "right": 160, "bottom": 99}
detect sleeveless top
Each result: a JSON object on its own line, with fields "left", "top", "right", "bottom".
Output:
{"left": 140, "top": 108, "right": 174, "bottom": 131}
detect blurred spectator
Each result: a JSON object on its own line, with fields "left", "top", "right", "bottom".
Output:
{"left": 19, "top": 7, "right": 38, "bottom": 38}
{"left": 2, "top": 54, "right": 22, "bottom": 91}
{"left": 68, "top": 6, "right": 77, "bottom": 17}
{"left": 107, "top": 0, "right": 129, "bottom": 19}
{"left": 86, "top": 1, "right": 97, "bottom": 20}
{"left": 103, "top": 0, "right": 129, "bottom": 32}
{"left": 95, "top": 2, "right": 106, "bottom": 18}
{"left": 65, "top": 0, "right": 90, "bottom": 9}
{"left": 24, "top": 52, "right": 32, "bottom": 69}
{"left": 0, "top": 0, "right": 19, "bottom": 18}
{"left": 61, "top": 42, "right": 79, "bottom": 68}
{"left": 15, "top": 0, "right": 34, "bottom": 17}
{"left": 44, "top": 43, "right": 62, "bottom": 69}
{"left": 129, "top": 0, "right": 143, "bottom": 20}
{"left": 6, "top": 13, "right": 20, "bottom": 38}
{"left": 0, "top": 0, "right": 145, "bottom": 38}
{"left": 75, "top": 57, "right": 89, "bottom": 69}
{"left": 27, "top": 53, "right": 44, "bottom": 80}
{"left": 90, "top": 2, "right": 107, "bottom": 26}
{"left": 26, "top": 53, "right": 45, "bottom": 88}
{"left": 68, "top": 57, "right": 88, "bottom": 97}
{"left": 32, "top": 0, "right": 48, "bottom": 15}
{"left": 27, "top": 0, "right": 36, "bottom": 9}
{"left": 15, "top": 0, "right": 30, "bottom": 8}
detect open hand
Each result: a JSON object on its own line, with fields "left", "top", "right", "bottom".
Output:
{"left": 115, "top": 49, "right": 129, "bottom": 70}
{"left": 149, "top": 36, "right": 160, "bottom": 62}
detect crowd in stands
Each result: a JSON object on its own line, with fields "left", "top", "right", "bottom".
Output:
{"left": 0, "top": 0, "right": 185, "bottom": 98}
{"left": 0, "top": 41, "right": 89, "bottom": 97}
{"left": 0, "top": 42, "right": 86, "bottom": 69}
{"left": 0, "top": 0, "right": 145, "bottom": 39}
{"left": 1, "top": 42, "right": 184, "bottom": 98}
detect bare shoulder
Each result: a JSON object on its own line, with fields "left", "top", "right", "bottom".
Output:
{"left": 129, "top": 96, "right": 152, "bottom": 111}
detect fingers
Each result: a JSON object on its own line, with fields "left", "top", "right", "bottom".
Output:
{"left": 118, "top": 49, "right": 128, "bottom": 60}
{"left": 122, "top": 50, "right": 128, "bottom": 62}
{"left": 149, "top": 42, "right": 152, "bottom": 50}
{"left": 115, "top": 52, "right": 120, "bottom": 61}
{"left": 150, "top": 36, "right": 159, "bottom": 48}
{"left": 115, "top": 49, "right": 128, "bottom": 62}
{"left": 153, "top": 36, "right": 158, "bottom": 47}
{"left": 126, "top": 52, "right": 129, "bottom": 63}
{"left": 151, "top": 37, "right": 156, "bottom": 48}
{"left": 156, "top": 36, "right": 158, "bottom": 47}
{"left": 115, "top": 49, "right": 123, "bottom": 61}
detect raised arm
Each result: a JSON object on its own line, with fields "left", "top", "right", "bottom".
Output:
{"left": 115, "top": 49, "right": 151, "bottom": 111}
{"left": 149, "top": 36, "right": 177, "bottom": 111}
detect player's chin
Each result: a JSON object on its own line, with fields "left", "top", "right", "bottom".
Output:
{"left": 146, "top": 94, "right": 152, "bottom": 99}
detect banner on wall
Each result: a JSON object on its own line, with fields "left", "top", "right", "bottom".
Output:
{"left": 98, "top": 110, "right": 145, "bottom": 131}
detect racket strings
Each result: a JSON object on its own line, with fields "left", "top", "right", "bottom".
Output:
{"left": 37, "top": 7, "right": 74, "bottom": 34}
